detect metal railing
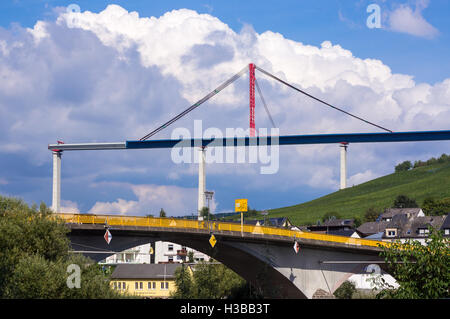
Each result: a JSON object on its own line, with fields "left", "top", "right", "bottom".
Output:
{"left": 55, "top": 213, "right": 388, "bottom": 248}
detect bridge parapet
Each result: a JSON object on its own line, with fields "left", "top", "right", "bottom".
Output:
{"left": 55, "top": 213, "right": 387, "bottom": 250}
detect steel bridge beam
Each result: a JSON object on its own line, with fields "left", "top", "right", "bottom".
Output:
{"left": 48, "top": 130, "right": 450, "bottom": 151}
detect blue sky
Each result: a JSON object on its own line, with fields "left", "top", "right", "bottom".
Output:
{"left": 2, "top": 0, "right": 450, "bottom": 84}
{"left": 0, "top": 1, "right": 449, "bottom": 217}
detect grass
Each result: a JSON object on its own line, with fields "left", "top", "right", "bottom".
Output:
{"left": 267, "top": 162, "right": 450, "bottom": 226}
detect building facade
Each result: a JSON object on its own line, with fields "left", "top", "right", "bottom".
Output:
{"left": 110, "top": 263, "right": 185, "bottom": 298}
{"left": 100, "top": 241, "right": 210, "bottom": 265}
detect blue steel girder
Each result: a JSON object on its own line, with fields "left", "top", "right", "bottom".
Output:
{"left": 125, "top": 130, "right": 450, "bottom": 149}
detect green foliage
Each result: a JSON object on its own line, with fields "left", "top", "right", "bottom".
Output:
{"left": 364, "top": 207, "right": 380, "bottom": 222}
{"left": 187, "top": 251, "right": 194, "bottom": 263}
{"left": 322, "top": 211, "right": 340, "bottom": 222}
{"left": 376, "top": 227, "right": 450, "bottom": 299}
{"left": 334, "top": 280, "right": 356, "bottom": 299}
{"left": 171, "top": 262, "right": 249, "bottom": 299}
{"left": 268, "top": 161, "right": 450, "bottom": 226}
{"left": 422, "top": 197, "right": 450, "bottom": 216}
{"left": 246, "top": 207, "right": 259, "bottom": 218}
{"left": 200, "top": 207, "right": 214, "bottom": 220}
{"left": 159, "top": 208, "right": 166, "bottom": 217}
{"left": 0, "top": 195, "right": 122, "bottom": 298}
{"left": 393, "top": 194, "right": 418, "bottom": 208}
{"left": 353, "top": 217, "right": 362, "bottom": 228}
{"left": 171, "top": 264, "right": 194, "bottom": 299}
{"left": 395, "top": 160, "right": 412, "bottom": 172}
{"left": 414, "top": 153, "right": 450, "bottom": 168}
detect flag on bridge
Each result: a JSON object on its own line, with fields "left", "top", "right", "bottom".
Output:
{"left": 104, "top": 229, "right": 112, "bottom": 244}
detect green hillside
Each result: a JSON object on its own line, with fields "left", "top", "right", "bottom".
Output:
{"left": 268, "top": 161, "right": 450, "bottom": 226}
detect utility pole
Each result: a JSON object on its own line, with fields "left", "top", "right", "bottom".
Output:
{"left": 198, "top": 146, "right": 206, "bottom": 220}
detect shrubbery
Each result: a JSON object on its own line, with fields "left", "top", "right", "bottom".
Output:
{"left": 0, "top": 195, "right": 122, "bottom": 298}
{"left": 395, "top": 153, "right": 450, "bottom": 172}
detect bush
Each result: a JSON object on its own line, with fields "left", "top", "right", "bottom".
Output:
{"left": 334, "top": 281, "right": 356, "bottom": 299}
{"left": 393, "top": 195, "right": 418, "bottom": 208}
{"left": 395, "top": 161, "right": 412, "bottom": 172}
{"left": 0, "top": 195, "right": 122, "bottom": 298}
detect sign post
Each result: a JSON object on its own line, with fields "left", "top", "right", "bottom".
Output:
{"left": 235, "top": 199, "right": 248, "bottom": 237}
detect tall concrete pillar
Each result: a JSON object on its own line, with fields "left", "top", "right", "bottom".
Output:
{"left": 340, "top": 143, "right": 348, "bottom": 190}
{"left": 52, "top": 150, "right": 62, "bottom": 213}
{"left": 198, "top": 147, "right": 206, "bottom": 219}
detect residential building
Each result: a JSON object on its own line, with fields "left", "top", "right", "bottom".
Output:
{"left": 100, "top": 241, "right": 210, "bottom": 265}
{"left": 307, "top": 218, "right": 359, "bottom": 235}
{"left": 378, "top": 208, "right": 425, "bottom": 222}
{"left": 110, "top": 263, "right": 186, "bottom": 298}
{"left": 440, "top": 214, "right": 450, "bottom": 236}
{"left": 245, "top": 217, "right": 293, "bottom": 228}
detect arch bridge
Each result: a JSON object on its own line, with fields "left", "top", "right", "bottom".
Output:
{"left": 59, "top": 213, "right": 389, "bottom": 299}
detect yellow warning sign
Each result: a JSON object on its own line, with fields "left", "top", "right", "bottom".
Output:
{"left": 209, "top": 234, "right": 217, "bottom": 248}
{"left": 235, "top": 199, "right": 248, "bottom": 212}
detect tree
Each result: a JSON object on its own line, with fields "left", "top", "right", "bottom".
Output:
{"left": 422, "top": 197, "right": 450, "bottom": 216}
{"left": 199, "top": 207, "right": 214, "bottom": 219}
{"left": 171, "top": 262, "right": 248, "bottom": 299}
{"left": 159, "top": 208, "right": 166, "bottom": 217}
{"left": 334, "top": 280, "right": 356, "bottom": 299}
{"left": 322, "top": 211, "right": 340, "bottom": 222}
{"left": 187, "top": 250, "right": 194, "bottom": 263}
{"left": 0, "top": 195, "right": 122, "bottom": 298}
{"left": 171, "top": 264, "right": 193, "bottom": 299}
{"left": 395, "top": 160, "right": 412, "bottom": 172}
{"left": 364, "top": 207, "right": 380, "bottom": 222}
{"left": 393, "top": 195, "right": 418, "bottom": 208}
{"left": 375, "top": 227, "right": 450, "bottom": 299}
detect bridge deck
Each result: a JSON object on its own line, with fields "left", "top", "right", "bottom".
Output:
{"left": 56, "top": 213, "right": 388, "bottom": 249}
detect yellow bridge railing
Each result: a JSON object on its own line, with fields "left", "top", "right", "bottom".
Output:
{"left": 55, "top": 213, "right": 388, "bottom": 249}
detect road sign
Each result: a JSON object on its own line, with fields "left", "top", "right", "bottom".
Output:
{"left": 293, "top": 241, "right": 300, "bottom": 254}
{"left": 209, "top": 234, "right": 217, "bottom": 248}
{"left": 104, "top": 229, "right": 112, "bottom": 244}
{"left": 235, "top": 199, "right": 248, "bottom": 212}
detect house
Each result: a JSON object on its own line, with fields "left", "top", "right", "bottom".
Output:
{"left": 378, "top": 208, "right": 425, "bottom": 222}
{"left": 307, "top": 218, "right": 355, "bottom": 232}
{"left": 245, "top": 217, "right": 293, "bottom": 228}
{"left": 357, "top": 208, "right": 426, "bottom": 239}
{"left": 100, "top": 241, "right": 210, "bottom": 265}
{"left": 357, "top": 221, "right": 390, "bottom": 237}
{"left": 358, "top": 207, "right": 448, "bottom": 244}
{"left": 110, "top": 263, "right": 186, "bottom": 298}
{"left": 381, "top": 214, "right": 446, "bottom": 244}
{"left": 440, "top": 214, "right": 450, "bottom": 236}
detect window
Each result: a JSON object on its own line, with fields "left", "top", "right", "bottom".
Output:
{"left": 140, "top": 282, "right": 143, "bottom": 290}
{"left": 153, "top": 282, "right": 156, "bottom": 289}
{"left": 118, "top": 282, "right": 121, "bottom": 289}
{"left": 135, "top": 282, "right": 138, "bottom": 290}
{"left": 114, "top": 282, "right": 117, "bottom": 290}
{"left": 386, "top": 229, "right": 397, "bottom": 237}
{"left": 123, "top": 282, "right": 126, "bottom": 290}
{"left": 418, "top": 228, "right": 429, "bottom": 235}
{"left": 168, "top": 256, "right": 173, "bottom": 262}
{"left": 165, "top": 282, "right": 169, "bottom": 289}
{"left": 445, "top": 229, "right": 450, "bottom": 235}
{"left": 161, "top": 282, "right": 164, "bottom": 289}
{"left": 168, "top": 244, "right": 174, "bottom": 251}
{"left": 148, "top": 282, "right": 152, "bottom": 290}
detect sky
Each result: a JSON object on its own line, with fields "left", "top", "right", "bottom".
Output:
{"left": 0, "top": 0, "right": 449, "bottom": 217}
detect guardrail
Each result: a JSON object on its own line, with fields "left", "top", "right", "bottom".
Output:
{"left": 55, "top": 213, "right": 388, "bottom": 249}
